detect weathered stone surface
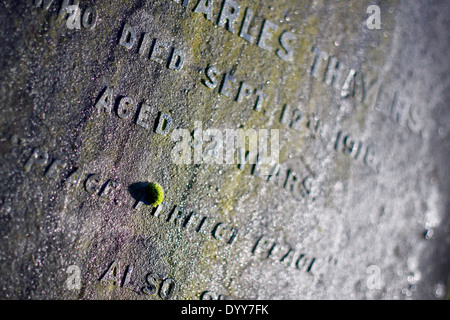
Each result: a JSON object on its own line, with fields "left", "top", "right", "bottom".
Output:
{"left": 0, "top": 0, "right": 448, "bottom": 299}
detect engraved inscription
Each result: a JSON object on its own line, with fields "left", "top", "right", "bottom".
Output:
{"left": 11, "top": 2, "right": 419, "bottom": 300}
{"left": 334, "top": 130, "right": 381, "bottom": 172}
{"left": 99, "top": 261, "right": 178, "bottom": 299}
{"left": 200, "top": 290, "right": 232, "bottom": 300}
{"left": 94, "top": 87, "right": 173, "bottom": 136}
{"left": 279, "top": 104, "right": 321, "bottom": 135}
{"left": 308, "top": 47, "right": 423, "bottom": 135}
{"left": 134, "top": 201, "right": 240, "bottom": 246}
{"left": 119, "top": 23, "right": 185, "bottom": 72}
{"left": 202, "top": 65, "right": 268, "bottom": 112}
{"left": 252, "top": 235, "right": 317, "bottom": 273}
{"left": 33, "top": 0, "right": 97, "bottom": 31}
{"left": 173, "top": 0, "right": 296, "bottom": 62}
{"left": 13, "top": 139, "right": 123, "bottom": 204}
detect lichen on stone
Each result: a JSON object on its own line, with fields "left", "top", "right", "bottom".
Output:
{"left": 146, "top": 182, "right": 165, "bottom": 207}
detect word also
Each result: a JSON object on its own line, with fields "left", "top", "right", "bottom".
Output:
{"left": 134, "top": 201, "right": 239, "bottom": 247}
{"left": 100, "top": 261, "right": 177, "bottom": 299}
{"left": 95, "top": 87, "right": 173, "bottom": 135}
{"left": 334, "top": 130, "right": 381, "bottom": 172}
{"left": 252, "top": 235, "right": 317, "bottom": 273}
{"left": 202, "top": 65, "right": 268, "bottom": 112}
{"left": 33, "top": 0, "right": 97, "bottom": 30}
{"left": 119, "top": 23, "right": 185, "bottom": 72}
{"left": 173, "top": 0, "right": 296, "bottom": 62}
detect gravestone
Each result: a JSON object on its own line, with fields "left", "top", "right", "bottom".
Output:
{"left": 0, "top": 0, "right": 448, "bottom": 299}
